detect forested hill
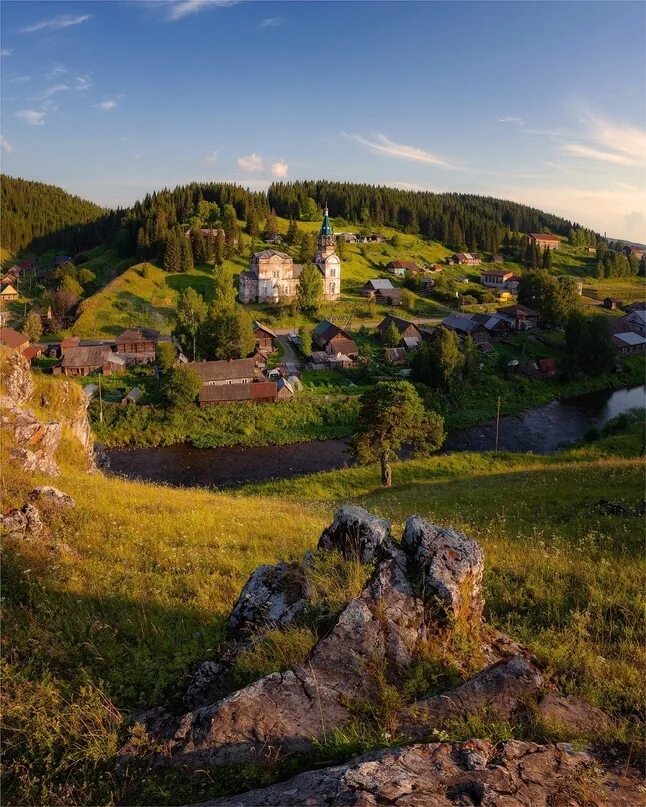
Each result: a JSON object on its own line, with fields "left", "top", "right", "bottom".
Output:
{"left": 2, "top": 174, "right": 597, "bottom": 262}
{"left": 268, "top": 181, "right": 583, "bottom": 252}
{"left": 0, "top": 175, "right": 121, "bottom": 257}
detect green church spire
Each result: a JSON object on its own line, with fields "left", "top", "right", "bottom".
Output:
{"left": 319, "top": 204, "right": 333, "bottom": 237}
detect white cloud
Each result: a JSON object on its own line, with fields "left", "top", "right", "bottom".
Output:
{"left": 563, "top": 110, "right": 646, "bottom": 167}
{"left": 165, "top": 0, "right": 238, "bottom": 22}
{"left": 96, "top": 99, "right": 119, "bottom": 110}
{"left": 237, "top": 152, "right": 263, "bottom": 172}
{"left": 15, "top": 109, "right": 45, "bottom": 126}
{"left": 271, "top": 159, "right": 288, "bottom": 178}
{"left": 45, "top": 63, "right": 67, "bottom": 80}
{"left": 260, "top": 17, "right": 281, "bottom": 28}
{"left": 343, "top": 132, "right": 456, "bottom": 168}
{"left": 20, "top": 14, "right": 92, "bottom": 34}
{"left": 6, "top": 75, "right": 30, "bottom": 83}
{"left": 499, "top": 116, "right": 525, "bottom": 125}
{"left": 34, "top": 83, "right": 70, "bottom": 100}
{"left": 1, "top": 136, "right": 14, "bottom": 153}
{"left": 203, "top": 149, "right": 219, "bottom": 164}
{"left": 75, "top": 74, "right": 92, "bottom": 91}
{"left": 0, "top": 49, "right": 12, "bottom": 57}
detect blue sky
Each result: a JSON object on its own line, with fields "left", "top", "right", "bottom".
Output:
{"left": 1, "top": 0, "right": 645, "bottom": 239}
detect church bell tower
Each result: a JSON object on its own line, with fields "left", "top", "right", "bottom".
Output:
{"left": 315, "top": 204, "right": 341, "bottom": 300}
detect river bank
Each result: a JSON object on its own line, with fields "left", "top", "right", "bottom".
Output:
{"left": 105, "top": 384, "right": 646, "bottom": 489}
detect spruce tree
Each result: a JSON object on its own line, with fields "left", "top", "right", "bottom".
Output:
{"left": 191, "top": 228, "right": 207, "bottom": 265}
{"left": 163, "top": 233, "right": 181, "bottom": 273}
{"left": 286, "top": 217, "right": 299, "bottom": 245}
{"left": 214, "top": 230, "right": 225, "bottom": 266}
{"left": 179, "top": 235, "right": 194, "bottom": 273}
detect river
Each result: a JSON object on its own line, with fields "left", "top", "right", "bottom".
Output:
{"left": 105, "top": 385, "right": 645, "bottom": 489}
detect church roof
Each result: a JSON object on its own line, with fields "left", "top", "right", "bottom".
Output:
{"left": 319, "top": 206, "right": 333, "bottom": 237}
{"left": 253, "top": 249, "right": 291, "bottom": 260}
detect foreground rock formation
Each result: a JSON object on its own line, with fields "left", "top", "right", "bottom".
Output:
{"left": 120, "top": 506, "right": 611, "bottom": 783}
{"left": 201, "top": 740, "right": 641, "bottom": 806}
{"left": 0, "top": 352, "right": 96, "bottom": 476}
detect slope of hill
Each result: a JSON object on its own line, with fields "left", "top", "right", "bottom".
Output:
{"left": 0, "top": 175, "right": 119, "bottom": 258}
{"left": 1, "top": 356, "right": 643, "bottom": 805}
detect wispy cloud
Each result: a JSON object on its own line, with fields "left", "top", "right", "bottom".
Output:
{"left": 343, "top": 132, "right": 456, "bottom": 168}
{"left": 271, "top": 159, "right": 289, "bottom": 178}
{"left": 237, "top": 152, "right": 263, "bottom": 172}
{"left": 15, "top": 109, "right": 46, "bottom": 126}
{"left": 1, "top": 136, "right": 14, "bottom": 154}
{"left": 260, "top": 17, "right": 281, "bottom": 28}
{"left": 34, "top": 83, "right": 70, "bottom": 100}
{"left": 562, "top": 110, "right": 646, "bottom": 167}
{"left": 20, "top": 14, "right": 92, "bottom": 34}
{"left": 164, "top": 0, "right": 238, "bottom": 22}
{"left": 5, "top": 75, "right": 30, "bottom": 84}
{"left": 498, "top": 116, "right": 525, "bottom": 125}
{"left": 75, "top": 74, "right": 92, "bottom": 91}
{"left": 203, "top": 149, "right": 219, "bottom": 164}
{"left": 0, "top": 48, "right": 12, "bottom": 57}
{"left": 45, "top": 63, "right": 67, "bottom": 81}
{"left": 96, "top": 99, "right": 119, "bottom": 110}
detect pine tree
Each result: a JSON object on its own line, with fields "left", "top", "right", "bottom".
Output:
{"left": 214, "top": 230, "right": 225, "bottom": 267}
{"left": 191, "top": 228, "right": 207, "bottom": 265}
{"left": 542, "top": 246, "right": 552, "bottom": 271}
{"left": 264, "top": 210, "right": 278, "bottom": 239}
{"left": 286, "top": 218, "right": 299, "bottom": 245}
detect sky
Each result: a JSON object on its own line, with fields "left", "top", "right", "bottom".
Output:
{"left": 1, "top": 0, "right": 645, "bottom": 240}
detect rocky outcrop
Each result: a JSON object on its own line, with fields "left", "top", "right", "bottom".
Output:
{"left": 120, "top": 511, "right": 613, "bottom": 777}
{"left": 0, "top": 502, "right": 43, "bottom": 539}
{"left": 28, "top": 486, "right": 76, "bottom": 509}
{"left": 199, "top": 740, "right": 640, "bottom": 807}
{"left": 404, "top": 656, "right": 543, "bottom": 739}
{"left": 227, "top": 561, "right": 312, "bottom": 638}
{"left": 402, "top": 516, "right": 484, "bottom": 627}
{"left": 317, "top": 505, "right": 390, "bottom": 563}
{"left": 2, "top": 351, "right": 34, "bottom": 405}
{"left": 0, "top": 352, "right": 96, "bottom": 475}
{"left": 535, "top": 692, "right": 610, "bottom": 735}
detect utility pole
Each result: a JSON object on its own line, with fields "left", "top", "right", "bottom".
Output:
{"left": 98, "top": 376, "right": 104, "bottom": 423}
{"left": 494, "top": 396, "right": 501, "bottom": 454}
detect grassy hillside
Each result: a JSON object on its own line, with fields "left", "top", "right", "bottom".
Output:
{"left": 2, "top": 368, "right": 644, "bottom": 805}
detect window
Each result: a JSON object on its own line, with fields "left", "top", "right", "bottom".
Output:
{"left": 329, "top": 267, "right": 335, "bottom": 277}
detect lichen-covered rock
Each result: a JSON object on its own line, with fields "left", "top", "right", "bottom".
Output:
{"left": 317, "top": 505, "right": 390, "bottom": 563}
{"left": 28, "top": 486, "right": 75, "bottom": 508}
{"left": 535, "top": 692, "right": 610, "bottom": 735}
{"left": 228, "top": 561, "right": 311, "bottom": 638}
{"left": 2, "top": 352, "right": 34, "bottom": 405}
{"left": 198, "top": 739, "right": 640, "bottom": 806}
{"left": 402, "top": 515, "right": 484, "bottom": 626}
{"left": 0, "top": 502, "right": 43, "bottom": 539}
{"left": 404, "top": 655, "right": 543, "bottom": 739}
{"left": 4, "top": 404, "right": 62, "bottom": 476}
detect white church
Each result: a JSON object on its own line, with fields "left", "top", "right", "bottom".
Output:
{"left": 238, "top": 206, "right": 341, "bottom": 304}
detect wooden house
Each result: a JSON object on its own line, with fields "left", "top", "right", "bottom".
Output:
{"left": 0, "top": 327, "right": 29, "bottom": 353}
{"left": 362, "top": 279, "right": 403, "bottom": 306}
{"left": 496, "top": 304, "right": 540, "bottom": 330}
{"left": 115, "top": 327, "right": 162, "bottom": 361}
{"left": 312, "top": 320, "right": 358, "bottom": 356}
{"left": 376, "top": 314, "right": 422, "bottom": 347}
{"left": 252, "top": 321, "right": 277, "bottom": 353}
{"left": 527, "top": 233, "right": 560, "bottom": 250}
{"left": 0, "top": 284, "right": 19, "bottom": 301}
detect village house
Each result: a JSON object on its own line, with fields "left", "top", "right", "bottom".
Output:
{"left": 252, "top": 322, "right": 277, "bottom": 353}
{"left": 527, "top": 233, "right": 560, "bottom": 250}
{"left": 275, "top": 377, "right": 295, "bottom": 400}
{"left": 617, "top": 308, "right": 646, "bottom": 336}
{"left": 386, "top": 260, "right": 418, "bottom": 277}
{"left": 55, "top": 345, "right": 125, "bottom": 377}
{"left": 450, "top": 253, "right": 481, "bottom": 266}
{"left": 192, "top": 358, "right": 257, "bottom": 387}
{"left": 310, "top": 351, "right": 354, "bottom": 369}
{"left": 239, "top": 207, "right": 340, "bottom": 304}
{"left": 377, "top": 314, "right": 422, "bottom": 348}
{"left": 496, "top": 304, "right": 540, "bottom": 330}
{"left": 23, "top": 345, "right": 43, "bottom": 365}
{"left": 0, "top": 311, "right": 11, "bottom": 327}
{"left": 470, "top": 312, "right": 514, "bottom": 339}
{"left": 312, "top": 320, "right": 358, "bottom": 356}
{"left": 0, "top": 284, "right": 19, "bottom": 302}
{"left": 480, "top": 269, "right": 514, "bottom": 289}
{"left": 622, "top": 245, "right": 645, "bottom": 260}
{"left": 491, "top": 254, "right": 504, "bottom": 263}
{"left": 611, "top": 331, "right": 646, "bottom": 356}
{"left": 441, "top": 314, "right": 489, "bottom": 344}
{"left": 0, "top": 327, "right": 29, "bottom": 353}
{"left": 362, "top": 279, "right": 403, "bottom": 306}
{"left": 115, "top": 327, "right": 167, "bottom": 362}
